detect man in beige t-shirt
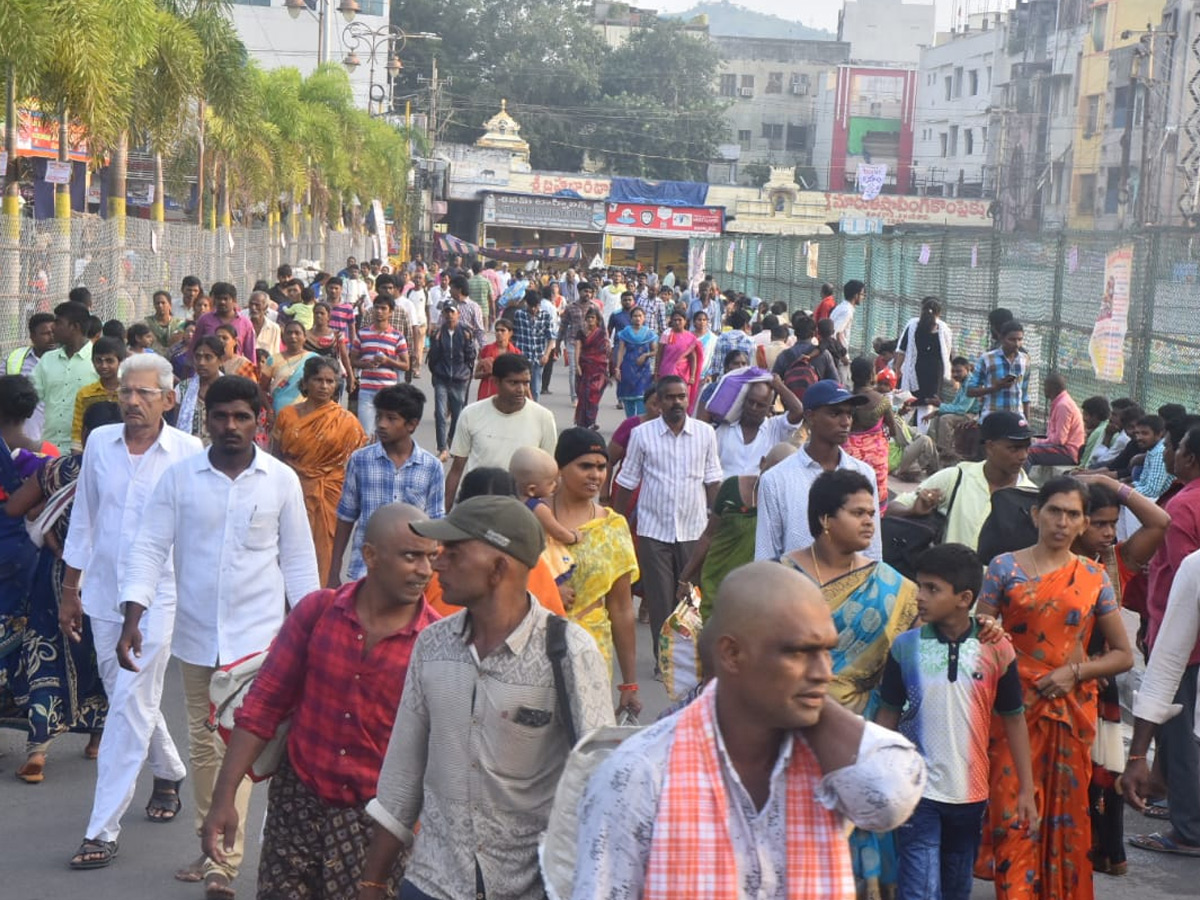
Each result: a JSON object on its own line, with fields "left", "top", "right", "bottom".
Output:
{"left": 444, "top": 354, "right": 557, "bottom": 508}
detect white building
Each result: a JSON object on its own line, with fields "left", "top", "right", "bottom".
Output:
{"left": 229, "top": 0, "right": 392, "bottom": 110}
{"left": 839, "top": 0, "right": 936, "bottom": 64}
{"left": 913, "top": 15, "right": 1004, "bottom": 198}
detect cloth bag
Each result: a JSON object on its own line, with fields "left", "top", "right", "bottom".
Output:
{"left": 659, "top": 586, "right": 703, "bottom": 702}
{"left": 208, "top": 649, "right": 290, "bottom": 782}
{"left": 703, "top": 367, "right": 771, "bottom": 424}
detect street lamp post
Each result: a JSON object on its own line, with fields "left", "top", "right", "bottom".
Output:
{"left": 285, "top": 0, "right": 361, "bottom": 65}
{"left": 341, "top": 22, "right": 440, "bottom": 117}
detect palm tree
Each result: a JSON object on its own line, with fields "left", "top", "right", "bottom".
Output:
{"left": 0, "top": 0, "right": 50, "bottom": 219}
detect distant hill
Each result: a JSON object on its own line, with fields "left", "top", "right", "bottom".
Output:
{"left": 663, "top": 1, "right": 836, "bottom": 41}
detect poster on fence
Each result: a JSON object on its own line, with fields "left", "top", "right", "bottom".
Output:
{"left": 45, "top": 160, "right": 72, "bottom": 185}
{"left": 1088, "top": 244, "right": 1133, "bottom": 382}
{"left": 687, "top": 243, "right": 707, "bottom": 294}
{"left": 807, "top": 241, "right": 819, "bottom": 278}
{"left": 856, "top": 164, "right": 888, "bottom": 201}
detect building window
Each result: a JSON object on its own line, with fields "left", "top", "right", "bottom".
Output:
{"left": 940, "top": 133, "right": 948, "bottom": 157}
{"left": 969, "top": 70, "right": 979, "bottom": 96}
{"left": 720, "top": 74, "right": 738, "bottom": 97}
{"left": 1052, "top": 161, "right": 1065, "bottom": 204}
{"left": 741, "top": 75, "right": 755, "bottom": 90}
{"left": 738, "top": 129, "right": 752, "bottom": 150}
{"left": 986, "top": 66, "right": 992, "bottom": 90}
{"left": 945, "top": 76, "right": 953, "bottom": 101}
{"left": 1091, "top": 4, "right": 1107, "bottom": 51}
{"left": 761, "top": 123, "right": 783, "bottom": 139}
{"left": 766, "top": 72, "right": 783, "bottom": 94}
{"left": 1077, "top": 173, "right": 1096, "bottom": 214}
{"left": 964, "top": 129, "right": 974, "bottom": 155}
{"left": 981, "top": 126, "right": 988, "bottom": 144}
{"left": 953, "top": 67, "right": 963, "bottom": 99}
{"left": 786, "top": 124, "right": 808, "bottom": 151}
{"left": 1104, "top": 168, "right": 1121, "bottom": 214}
{"left": 949, "top": 125, "right": 959, "bottom": 156}
{"left": 1085, "top": 95, "right": 1100, "bottom": 134}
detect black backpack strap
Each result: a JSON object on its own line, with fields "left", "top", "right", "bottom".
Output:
{"left": 945, "top": 466, "right": 965, "bottom": 519}
{"left": 546, "top": 615, "right": 577, "bottom": 747}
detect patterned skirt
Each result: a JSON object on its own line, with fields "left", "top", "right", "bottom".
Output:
{"left": 257, "top": 755, "right": 404, "bottom": 900}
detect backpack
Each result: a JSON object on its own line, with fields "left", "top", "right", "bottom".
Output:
{"left": 976, "top": 486, "right": 1040, "bottom": 565}
{"left": 783, "top": 350, "right": 820, "bottom": 398}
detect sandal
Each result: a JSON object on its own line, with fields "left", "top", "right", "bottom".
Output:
{"left": 146, "top": 777, "right": 183, "bottom": 823}
{"left": 69, "top": 838, "right": 119, "bottom": 869}
{"left": 1128, "top": 831, "right": 1200, "bottom": 856}
{"left": 205, "top": 872, "right": 236, "bottom": 900}
{"left": 175, "top": 855, "right": 208, "bottom": 883}
{"left": 16, "top": 757, "right": 45, "bottom": 784}
{"left": 1143, "top": 803, "right": 1171, "bottom": 820}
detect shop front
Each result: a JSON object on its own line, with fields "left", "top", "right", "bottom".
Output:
{"left": 603, "top": 202, "right": 725, "bottom": 272}
{"left": 479, "top": 191, "right": 605, "bottom": 264}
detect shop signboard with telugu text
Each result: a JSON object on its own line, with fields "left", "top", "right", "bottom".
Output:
{"left": 482, "top": 192, "right": 605, "bottom": 232}
{"left": 819, "top": 192, "right": 991, "bottom": 228}
{"left": 605, "top": 203, "right": 724, "bottom": 238}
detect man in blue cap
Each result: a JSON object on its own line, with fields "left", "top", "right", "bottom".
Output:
{"left": 755, "top": 380, "right": 880, "bottom": 561}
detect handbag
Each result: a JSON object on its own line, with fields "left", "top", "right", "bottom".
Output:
{"left": 25, "top": 480, "right": 76, "bottom": 549}
{"left": 206, "top": 590, "right": 337, "bottom": 782}
{"left": 976, "top": 486, "right": 1040, "bottom": 565}
{"left": 659, "top": 586, "right": 704, "bottom": 702}
{"left": 881, "top": 467, "right": 964, "bottom": 581}
{"left": 208, "top": 649, "right": 290, "bottom": 782}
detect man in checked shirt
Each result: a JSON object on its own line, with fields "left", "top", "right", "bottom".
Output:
{"left": 202, "top": 504, "right": 442, "bottom": 900}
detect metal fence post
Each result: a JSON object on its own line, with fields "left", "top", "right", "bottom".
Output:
{"left": 1131, "top": 232, "right": 1160, "bottom": 404}
{"left": 1047, "top": 231, "right": 1066, "bottom": 370}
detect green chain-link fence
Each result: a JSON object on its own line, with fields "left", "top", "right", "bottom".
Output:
{"left": 691, "top": 231, "right": 1200, "bottom": 425}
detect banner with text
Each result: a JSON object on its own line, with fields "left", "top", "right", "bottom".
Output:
{"left": 605, "top": 203, "right": 724, "bottom": 238}
{"left": 1088, "top": 244, "right": 1133, "bottom": 382}
{"left": 482, "top": 192, "right": 606, "bottom": 232}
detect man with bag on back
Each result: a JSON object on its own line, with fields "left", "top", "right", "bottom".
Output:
{"left": 202, "top": 503, "right": 442, "bottom": 899}
{"left": 356, "top": 496, "right": 614, "bottom": 900}
{"left": 887, "top": 411, "right": 1034, "bottom": 554}
{"left": 116, "top": 375, "right": 320, "bottom": 900}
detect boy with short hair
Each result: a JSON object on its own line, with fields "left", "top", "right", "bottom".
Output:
{"left": 877, "top": 543, "right": 1037, "bottom": 900}
{"left": 350, "top": 295, "right": 409, "bottom": 435}
{"left": 71, "top": 336, "right": 126, "bottom": 452}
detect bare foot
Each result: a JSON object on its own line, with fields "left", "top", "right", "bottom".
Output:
{"left": 175, "top": 855, "right": 208, "bottom": 882}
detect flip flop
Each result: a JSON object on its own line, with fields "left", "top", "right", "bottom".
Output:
{"left": 1143, "top": 804, "right": 1171, "bottom": 820}
{"left": 205, "top": 872, "right": 236, "bottom": 900}
{"left": 16, "top": 759, "right": 45, "bottom": 784}
{"left": 69, "top": 838, "right": 119, "bottom": 869}
{"left": 1128, "top": 832, "right": 1200, "bottom": 856}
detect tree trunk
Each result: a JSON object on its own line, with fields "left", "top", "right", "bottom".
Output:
{"left": 196, "top": 98, "right": 206, "bottom": 227}
{"left": 55, "top": 111, "right": 71, "bottom": 220}
{"left": 108, "top": 130, "right": 128, "bottom": 228}
{"left": 3, "top": 65, "right": 19, "bottom": 222}
{"left": 152, "top": 151, "right": 165, "bottom": 223}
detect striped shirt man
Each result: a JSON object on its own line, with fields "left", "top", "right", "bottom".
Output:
{"left": 614, "top": 415, "right": 723, "bottom": 543}
{"left": 329, "top": 302, "right": 357, "bottom": 340}
{"left": 352, "top": 329, "right": 408, "bottom": 391}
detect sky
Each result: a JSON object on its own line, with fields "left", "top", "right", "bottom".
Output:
{"left": 651, "top": 0, "right": 963, "bottom": 33}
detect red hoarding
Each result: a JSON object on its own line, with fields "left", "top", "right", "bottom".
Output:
{"left": 605, "top": 203, "right": 724, "bottom": 238}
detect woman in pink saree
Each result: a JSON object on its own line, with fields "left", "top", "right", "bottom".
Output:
{"left": 656, "top": 308, "right": 703, "bottom": 411}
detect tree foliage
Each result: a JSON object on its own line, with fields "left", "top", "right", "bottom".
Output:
{"left": 392, "top": 1, "right": 726, "bottom": 179}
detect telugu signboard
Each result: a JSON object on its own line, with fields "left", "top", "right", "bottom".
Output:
{"left": 819, "top": 193, "right": 991, "bottom": 228}
{"left": 605, "top": 203, "right": 724, "bottom": 238}
{"left": 16, "top": 109, "right": 90, "bottom": 162}
{"left": 508, "top": 172, "right": 613, "bottom": 198}
{"left": 482, "top": 192, "right": 605, "bottom": 232}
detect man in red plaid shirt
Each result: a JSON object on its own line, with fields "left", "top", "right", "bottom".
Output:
{"left": 201, "top": 503, "right": 441, "bottom": 899}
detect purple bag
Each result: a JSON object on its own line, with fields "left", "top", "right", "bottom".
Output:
{"left": 703, "top": 367, "right": 771, "bottom": 424}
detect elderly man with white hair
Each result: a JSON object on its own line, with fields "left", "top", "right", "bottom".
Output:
{"left": 59, "top": 352, "right": 204, "bottom": 870}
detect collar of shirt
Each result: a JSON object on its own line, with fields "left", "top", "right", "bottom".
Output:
{"left": 192, "top": 443, "right": 271, "bottom": 481}
{"left": 457, "top": 594, "right": 544, "bottom": 658}
{"left": 365, "top": 439, "right": 427, "bottom": 470}
{"left": 102, "top": 421, "right": 190, "bottom": 455}
{"left": 652, "top": 416, "right": 696, "bottom": 438}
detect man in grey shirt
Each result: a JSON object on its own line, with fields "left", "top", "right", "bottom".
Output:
{"left": 360, "top": 496, "right": 614, "bottom": 900}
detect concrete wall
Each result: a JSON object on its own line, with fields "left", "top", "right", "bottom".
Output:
{"left": 840, "top": 0, "right": 936, "bottom": 65}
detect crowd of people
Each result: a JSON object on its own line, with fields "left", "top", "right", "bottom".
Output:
{"left": 0, "top": 254, "right": 1196, "bottom": 900}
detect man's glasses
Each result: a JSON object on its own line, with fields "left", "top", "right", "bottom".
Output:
{"left": 117, "top": 387, "right": 165, "bottom": 400}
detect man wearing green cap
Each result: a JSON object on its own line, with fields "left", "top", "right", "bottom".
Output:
{"left": 359, "top": 495, "right": 614, "bottom": 900}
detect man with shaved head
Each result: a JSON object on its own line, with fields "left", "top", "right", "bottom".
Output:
{"left": 1027, "top": 372, "right": 1086, "bottom": 466}
{"left": 202, "top": 503, "right": 441, "bottom": 899}
{"left": 572, "top": 561, "right": 926, "bottom": 900}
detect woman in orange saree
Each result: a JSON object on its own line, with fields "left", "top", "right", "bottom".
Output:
{"left": 272, "top": 357, "right": 367, "bottom": 584}
{"left": 975, "top": 476, "right": 1134, "bottom": 900}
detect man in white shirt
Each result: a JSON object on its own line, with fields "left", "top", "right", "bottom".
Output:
{"left": 614, "top": 375, "right": 723, "bottom": 650}
{"left": 116, "top": 375, "right": 320, "bottom": 897}
{"left": 755, "top": 380, "right": 881, "bottom": 561}
{"left": 829, "top": 279, "right": 864, "bottom": 379}
{"left": 60, "top": 354, "right": 204, "bottom": 870}
{"left": 599, "top": 272, "right": 626, "bottom": 320}
{"left": 714, "top": 374, "right": 804, "bottom": 476}
{"left": 444, "top": 354, "right": 557, "bottom": 508}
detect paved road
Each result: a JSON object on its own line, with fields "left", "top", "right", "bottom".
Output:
{"left": 1, "top": 364, "right": 1195, "bottom": 899}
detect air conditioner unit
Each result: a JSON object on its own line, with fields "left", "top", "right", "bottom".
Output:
{"left": 791, "top": 83, "right": 809, "bottom": 95}
{"left": 739, "top": 87, "right": 755, "bottom": 97}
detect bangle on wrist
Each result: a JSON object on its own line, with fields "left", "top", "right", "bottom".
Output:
{"left": 358, "top": 879, "right": 388, "bottom": 891}
{"left": 1118, "top": 484, "right": 1133, "bottom": 503}
{"left": 1071, "top": 662, "right": 1082, "bottom": 683}
{"left": 1127, "top": 754, "right": 1148, "bottom": 762}
{"left": 618, "top": 682, "right": 638, "bottom": 692}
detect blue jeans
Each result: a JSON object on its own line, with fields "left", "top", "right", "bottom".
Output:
{"left": 357, "top": 388, "right": 379, "bottom": 436}
{"left": 622, "top": 397, "right": 645, "bottom": 417}
{"left": 896, "top": 797, "right": 987, "bottom": 900}
{"left": 527, "top": 361, "right": 544, "bottom": 402}
{"left": 433, "top": 379, "right": 468, "bottom": 453}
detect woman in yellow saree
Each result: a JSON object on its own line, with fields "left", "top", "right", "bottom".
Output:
{"left": 781, "top": 468, "right": 919, "bottom": 899}
{"left": 544, "top": 427, "right": 641, "bottom": 719}
{"left": 272, "top": 357, "right": 367, "bottom": 584}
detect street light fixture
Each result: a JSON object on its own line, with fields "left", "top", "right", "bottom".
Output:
{"left": 387, "top": 54, "right": 402, "bottom": 77}
{"left": 340, "top": 22, "right": 441, "bottom": 116}
{"left": 342, "top": 51, "right": 360, "bottom": 73}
